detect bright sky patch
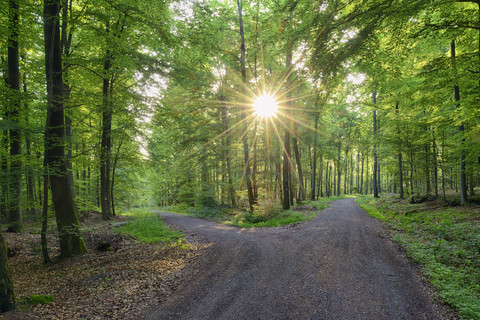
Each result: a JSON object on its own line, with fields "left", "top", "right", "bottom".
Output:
{"left": 253, "top": 94, "right": 278, "bottom": 118}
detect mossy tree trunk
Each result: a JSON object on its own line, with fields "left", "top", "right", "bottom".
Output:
{"left": 0, "top": 229, "right": 15, "bottom": 312}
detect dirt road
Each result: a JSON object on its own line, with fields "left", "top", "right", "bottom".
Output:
{"left": 146, "top": 199, "right": 451, "bottom": 320}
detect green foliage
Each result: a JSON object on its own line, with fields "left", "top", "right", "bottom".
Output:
{"left": 359, "top": 196, "right": 480, "bottom": 319}
{"left": 18, "top": 294, "right": 54, "bottom": 306}
{"left": 117, "top": 210, "right": 184, "bottom": 245}
{"left": 355, "top": 196, "right": 387, "bottom": 221}
{"left": 228, "top": 209, "right": 313, "bottom": 228}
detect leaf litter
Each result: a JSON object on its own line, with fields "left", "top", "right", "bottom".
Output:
{"left": 1, "top": 212, "right": 201, "bottom": 319}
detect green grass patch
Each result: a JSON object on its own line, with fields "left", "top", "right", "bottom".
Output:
{"left": 357, "top": 195, "right": 480, "bottom": 319}
{"left": 117, "top": 209, "right": 184, "bottom": 245}
{"left": 355, "top": 196, "right": 387, "bottom": 221}
{"left": 226, "top": 209, "right": 314, "bottom": 228}
{"left": 18, "top": 294, "right": 54, "bottom": 306}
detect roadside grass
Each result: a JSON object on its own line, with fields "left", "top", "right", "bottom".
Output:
{"left": 117, "top": 209, "right": 184, "bottom": 246}
{"left": 356, "top": 195, "right": 480, "bottom": 320}
{"left": 159, "top": 196, "right": 349, "bottom": 228}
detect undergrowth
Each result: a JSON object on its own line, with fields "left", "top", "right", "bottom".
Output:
{"left": 117, "top": 209, "right": 184, "bottom": 245}
{"left": 357, "top": 195, "right": 480, "bottom": 320}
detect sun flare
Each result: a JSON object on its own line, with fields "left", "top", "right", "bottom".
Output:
{"left": 253, "top": 93, "right": 278, "bottom": 118}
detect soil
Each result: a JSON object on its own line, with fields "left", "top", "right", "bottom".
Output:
{"left": 147, "top": 198, "right": 456, "bottom": 320}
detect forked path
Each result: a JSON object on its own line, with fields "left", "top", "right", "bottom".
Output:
{"left": 146, "top": 199, "right": 451, "bottom": 320}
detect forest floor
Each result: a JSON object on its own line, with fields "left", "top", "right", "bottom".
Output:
{"left": 1, "top": 198, "right": 464, "bottom": 319}
{"left": 1, "top": 211, "right": 203, "bottom": 319}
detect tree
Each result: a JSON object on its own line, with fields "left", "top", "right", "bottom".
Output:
{"left": 0, "top": 229, "right": 15, "bottom": 312}
{"left": 237, "top": 0, "right": 255, "bottom": 212}
{"left": 44, "top": 0, "right": 87, "bottom": 257}
{"left": 6, "top": 0, "right": 22, "bottom": 232}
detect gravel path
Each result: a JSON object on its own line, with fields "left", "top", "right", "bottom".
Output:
{"left": 146, "top": 199, "right": 452, "bottom": 320}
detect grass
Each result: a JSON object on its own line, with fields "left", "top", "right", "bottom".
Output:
{"left": 117, "top": 209, "right": 184, "bottom": 245}
{"left": 356, "top": 195, "right": 480, "bottom": 320}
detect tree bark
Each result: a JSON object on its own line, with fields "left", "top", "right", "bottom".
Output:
{"left": 396, "top": 103, "right": 404, "bottom": 199}
{"left": 451, "top": 40, "right": 468, "bottom": 204}
{"left": 44, "top": 0, "right": 87, "bottom": 257}
{"left": 100, "top": 47, "right": 112, "bottom": 220}
{"left": 220, "top": 95, "right": 236, "bottom": 207}
{"left": 282, "top": 40, "right": 294, "bottom": 210}
{"left": 293, "top": 123, "right": 306, "bottom": 201}
{"left": 0, "top": 229, "right": 15, "bottom": 312}
{"left": 237, "top": 0, "right": 254, "bottom": 211}
{"left": 6, "top": 0, "right": 22, "bottom": 232}
{"left": 373, "top": 90, "right": 379, "bottom": 198}
{"left": 311, "top": 113, "right": 318, "bottom": 200}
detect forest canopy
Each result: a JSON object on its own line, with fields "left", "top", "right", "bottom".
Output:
{"left": 1, "top": 0, "right": 479, "bottom": 239}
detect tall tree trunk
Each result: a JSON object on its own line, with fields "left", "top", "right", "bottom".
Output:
{"left": 237, "top": 0, "right": 254, "bottom": 211}
{"left": 365, "top": 153, "right": 369, "bottom": 195}
{"left": 395, "top": 103, "right": 404, "bottom": 199}
{"left": 221, "top": 94, "right": 236, "bottom": 207}
{"left": 360, "top": 153, "right": 364, "bottom": 195}
{"left": 0, "top": 229, "right": 15, "bottom": 312}
{"left": 336, "top": 139, "right": 341, "bottom": 196}
{"left": 44, "top": 0, "right": 87, "bottom": 257}
{"left": 373, "top": 90, "right": 379, "bottom": 198}
{"left": 61, "top": 0, "right": 76, "bottom": 205}
{"left": 293, "top": 123, "right": 306, "bottom": 201}
{"left": 433, "top": 137, "right": 439, "bottom": 197}
{"left": 100, "top": 49, "right": 112, "bottom": 220}
{"left": 344, "top": 148, "right": 349, "bottom": 195}
{"left": 111, "top": 137, "right": 123, "bottom": 217}
{"left": 451, "top": 40, "right": 468, "bottom": 204}
{"left": 311, "top": 114, "right": 318, "bottom": 200}
{"left": 23, "top": 59, "right": 38, "bottom": 217}
{"left": 6, "top": 0, "right": 22, "bottom": 232}
{"left": 410, "top": 149, "right": 415, "bottom": 195}
{"left": 282, "top": 39, "right": 294, "bottom": 210}
{"left": 252, "top": 125, "right": 259, "bottom": 203}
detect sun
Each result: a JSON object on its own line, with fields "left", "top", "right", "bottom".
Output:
{"left": 253, "top": 93, "right": 278, "bottom": 118}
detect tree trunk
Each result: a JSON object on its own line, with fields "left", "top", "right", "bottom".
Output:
{"left": 0, "top": 229, "right": 15, "bottom": 312}
{"left": 311, "top": 114, "right": 318, "bottom": 200}
{"left": 293, "top": 123, "right": 306, "bottom": 201}
{"left": 451, "top": 40, "right": 468, "bottom": 204}
{"left": 23, "top": 62, "right": 38, "bottom": 217}
{"left": 237, "top": 0, "right": 254, "bottom": 211}
{"left": 360, "top": 153, "right": 364, "bottom": 194}
{"left": 336, "top": 140, "right": 341, "bottom": 196}
{"left": 100, "top": 48, "right": 112, "bottom": 220}
{"left": 6, "top": 0, "right": 22, "bottom": 232}
{"left": 221, "top": 95, "right": 236, "bottom": 207}
{"left": 282, "top": 39, "right": 294, "bottom": 210}
{"left": 252, "top": 125, "right": 259, "bottom": 203}
{"left": 373, "top": 90, "right": 379, "bottom": 198}
{"left": 44, "top": 0, "right": 87, "bottom": 257}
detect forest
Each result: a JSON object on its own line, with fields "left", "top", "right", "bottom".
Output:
{"left": 1, "top": 0, "right": 480, "bottom": 318}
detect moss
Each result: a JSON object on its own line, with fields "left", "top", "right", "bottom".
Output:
{"left": 18, "top": 294, "right": 54, "bottom": 306}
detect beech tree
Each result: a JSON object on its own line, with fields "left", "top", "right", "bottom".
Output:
{"left": 44, "top": 0, "right": 87, "bottom": 257}
{"left": 6, "top": 0, "right": 22, "bottom": 232}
